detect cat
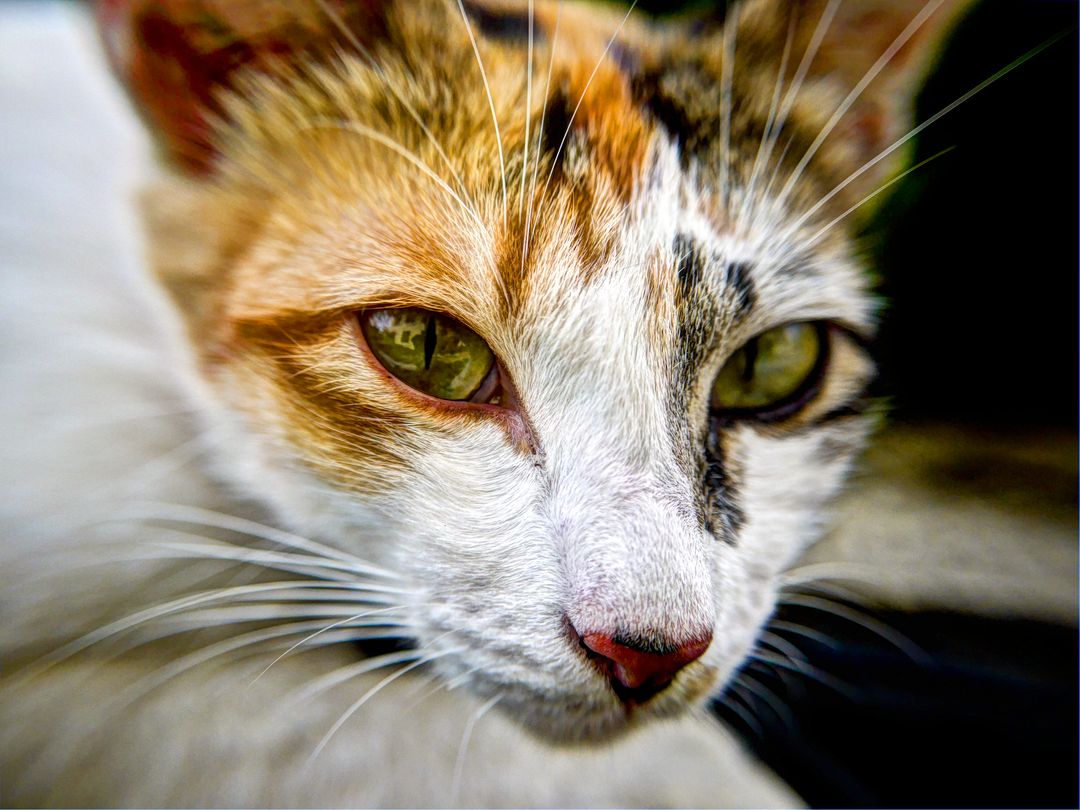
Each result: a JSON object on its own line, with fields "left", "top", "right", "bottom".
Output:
{"left": 0, "top": 0, "right": 970, "bottom": 805}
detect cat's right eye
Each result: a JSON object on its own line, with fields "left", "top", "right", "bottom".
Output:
{"left": 359, "top": 307, "right": 497, "bottom": 402}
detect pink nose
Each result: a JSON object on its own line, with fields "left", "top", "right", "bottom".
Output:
{"left": 576, "top": 628, "right": 712, "bottom": 705}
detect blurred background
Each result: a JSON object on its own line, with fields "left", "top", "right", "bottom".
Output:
{"left": 2, "top": 0, "right": 1076, "bottom": 807}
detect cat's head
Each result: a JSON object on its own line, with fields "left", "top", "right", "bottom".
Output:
{"left": 100, "top": 0, "right": 967, "bottom": 741}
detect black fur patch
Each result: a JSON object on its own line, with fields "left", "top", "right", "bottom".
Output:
{"left": 703, "top": 429, "right": 743, "bottom": 544}
{"left": 633, "top": 71, "right": 699, "bottom": 149}
{"left": 461, "top": 0, "right": 540, "bottom": 43}
{"left": 540, "top": 90, "right": 575, "bottom": 177}
{"left": 726, "top": 261, "right": 757, "bottom": 317}
{"left": 674, "top": 233, "right": 705, "bottom": 295}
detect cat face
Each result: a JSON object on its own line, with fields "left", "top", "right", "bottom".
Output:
{"left": 103, "top": 0, "right": 967, "bottom": 741}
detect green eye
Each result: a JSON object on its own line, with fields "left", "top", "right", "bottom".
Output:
{"left": 360, "top": 307, "right": 495, "bottom": 401}
{"left": 711, "top": 322, "right": 823, "bottom": 414}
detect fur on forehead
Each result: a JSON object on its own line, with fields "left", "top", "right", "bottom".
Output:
{"left": 121, "top": 0, "right": 970, "bottom": 347}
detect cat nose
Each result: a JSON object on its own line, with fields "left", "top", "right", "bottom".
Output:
{"left": 572, "top": 626, "right": 712, "bottom": 705}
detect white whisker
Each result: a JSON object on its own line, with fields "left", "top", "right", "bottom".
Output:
{"left": 776, "top": 0, "right": 944, "bottom": 205}
{"left": 456, "top": 0, "right": 509, "bottom": 225}
{"left": 787, "top": 32, "right": 1066, "bottom": 237}
{"left": 252, "top": 605, "right": 405, "bottom": 684}
{"left": 113, "top": 501, "right": 401, "bottom": 579}
{"left": 778, "top": 593, "right": 931, "bottom": 664}
{"left": 306, "top": 648, "right": 463, "bottom": 764}
{"left": 304, "top": 118, "right": 484, "bottom": 230}
{"left": 450, "top": 693, "right": 501, "bottom": 807}
{"left": 536, "top": 1, "right": 637, "bottom": 217}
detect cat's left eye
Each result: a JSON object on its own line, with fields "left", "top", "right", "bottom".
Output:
{"left": 359, "top": 307, "right": 496, "bottom": 402}
{"left": 711, "top": 322, "right": 825, "bottom": 418}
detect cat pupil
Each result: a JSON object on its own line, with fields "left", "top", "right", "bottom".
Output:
{"left": 423, "top": 314, "right": 437, "bottom": 371}
{"left": 740, "top": 339, "right": 758, "bottom": 383}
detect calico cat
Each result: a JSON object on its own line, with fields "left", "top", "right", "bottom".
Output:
{"left": 0, "top": 0, "right": 970, "bottom": 805}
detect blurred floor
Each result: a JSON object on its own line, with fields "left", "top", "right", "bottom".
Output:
{"left": 809, "top": 420, "right": 1077, "bottom": 624}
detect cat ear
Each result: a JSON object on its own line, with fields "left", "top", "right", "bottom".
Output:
{"left": 752, "top": 0, "right": 973, "bottom": 197}
{"left": 94, "top": 0, "right": 393, "bottom": 174}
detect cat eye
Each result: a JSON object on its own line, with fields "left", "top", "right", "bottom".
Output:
{"left": 711, "top": 322, "right": 825, "bottom": 417}
{"left": 360, "top": 307, "right": 497, "bottom": 402}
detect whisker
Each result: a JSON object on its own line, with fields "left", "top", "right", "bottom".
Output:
{"left": 112, "top": 502, "right": 401, "bottom": 579}
{"left": 786, "top": 31, "right": 1068, "bottom": 237}
{"left": 304, "top": 118, "right": 484, "bottom": 230}
{"left": 306, "top": 648, "right": 463, "bottom": 764}
{"left": 739, "top": 9, "right": 795, "bottom": 226}
{"left": 251, "top": 605, "right": 405, "bottom": 684}
{"left": 749, "top": 650, "right": 855, "bottom": 698}
{"left": 288, "top": 648, "right": 423, "bottom": 706}
{"left": 716, "top": 688, "right": 765, "bottom": 740}
{"left": 521, "top": 1, "right": 563, "bottom": 272}
{"left": 312, "top": 0, "right": 481, "bottom": 217}
{"left": 767, "top": 619, "right": 840, "bottom": 650}
{"left": 735, "top": 671, "right": 798, "bottom": 733}
{"left": 535, "top": 1, "right": 637, "bottom": 218}
{"left": 776, "top": 0, "right": 944, "bottom": 205}
{"left": 718, "top": 0, "right": 738, "bottom": 203}
{"left": 17, "top": 580, "right": 389, "bottom": 680}
{"left": 148, "top": 535, "right": 395, "bottom": 584}
{"left": 450, "top": 693, "right": 501, "bottom": 807}
{"left": 455, "top": 0, "right": 509, "bottom": 225}
{"left": 778, "top": 593, "right": 931, "bottom": 664}
{"left": 758, "top": 630, "right": 810, "bottom": 666}
{"left": 756, "top": 0, "right": 842, "bottom": 206}
{"left": 804, "top": 146, "right": 954, "bottom": 245}
{"left": 517, "top": 0, "right": 535, "bottom": 221}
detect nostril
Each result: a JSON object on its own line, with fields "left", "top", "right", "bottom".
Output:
{"left": 568, "top": 621, "right": 712, "bottom": 705}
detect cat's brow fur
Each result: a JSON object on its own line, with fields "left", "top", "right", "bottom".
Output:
{"left": 2, "top": 0, "right": 969, "bottom": 804}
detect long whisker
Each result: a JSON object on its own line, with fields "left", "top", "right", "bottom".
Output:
{"left": 312, "top": 0, "right": 481, "bottom": 217}
{"left": 767, "top": 619, "right": 840, "bottom": 650}
{"left": 717, "top": 688, "right": 765, "bottom": 739}
{"left": 778, "top": 593, "right": 931, "bottom": 664}
{"left": 757, "top": 0, "right": 841, "bottom": 206}
{"left": 148, "top": 535, "right": 399, "bottom": 584}
{"left": 112, "top": 502, "right": 401, "bottom": 579}
{"left": 289, "top": 647, "right": 423, "bottom": 707}
{"left": 785, "top": 31, "right": 1068, "bottom": 238}
{"left": 739, "top": 9, "right": 795, "bottom": 226}
{"left": 803, "top": 146, "right": 954, "bottom": 245}
{"left": 535, "top": 1, "right": 637, "bottom": 218}
{"left": 776, "top": 0, "right": 944, "bottom": 205}
{"left": 306, "top": 648, "right": 463, "bottom": 764}
{"left": 749, "top": 650, "right": 855, "bottom": 698}
{"left": 251, "top": 605, "right": 405, "bottom": 684}
{"left": 735, "top": 671, "right": 798, "bottom": 732}
{"left": 518, "top": 0, "right": 535, "bottom": 221}
{"left": 521, "top": 1, "right": 563, "bottom": 273}
{"left": 456, "top": 0, "right": 509, "bottom": 226}
{"left": 17, "top": 580, "right": 389, "bottom": 680}
{"left": 304, "top": 118, "right": 485, "bottom": 230}
{"left": 450, "top": 694, "right": 501, "bottom": 807}
{"left": 718, "top": 1, "right": 738, "bottom": 204}
{"left": 99, "top": 611, "right": 408, "bottom": 663}
{"left": 118, "top": 622, "right": 411, "bottom": 713}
